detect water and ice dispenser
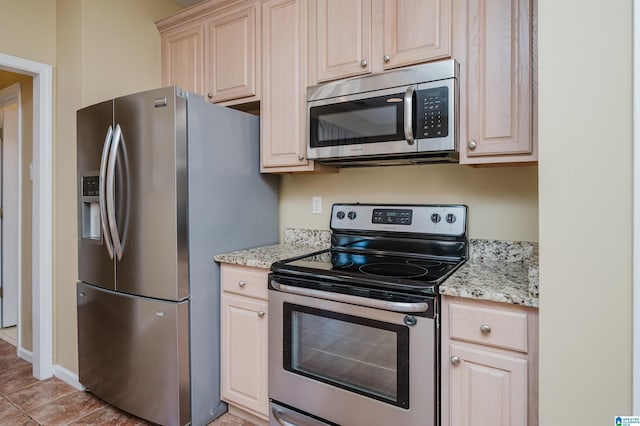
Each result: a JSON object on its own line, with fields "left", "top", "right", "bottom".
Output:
{"left": 81, "top": 175, "right": 101, "bottom": 240}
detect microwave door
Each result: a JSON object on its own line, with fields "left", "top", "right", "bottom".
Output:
{"left": 308, "top": 86, "right": 417, "bottom": 160}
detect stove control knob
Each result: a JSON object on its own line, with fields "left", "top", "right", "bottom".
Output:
{"left": 431, "top": 213, "right": 441, "bottom": 223}
{"left": 347, "top": 211, "right": 357, "bottom": 220}
{"left": 336, "top": 210, "right": 345, "bottom": 220}
{"left": 446, "top": 213, "right": 456, "bottom": 224}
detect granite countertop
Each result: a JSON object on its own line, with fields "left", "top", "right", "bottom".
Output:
{"left": 213, "top": 229, "right": 331, "bottom": 269}
{"left": 214, "top": 229, "right": 539, "bottom": 308}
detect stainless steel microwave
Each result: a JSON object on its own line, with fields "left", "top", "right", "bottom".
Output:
{"left": 307, "top": 60, "right": 459, "bottom": 166}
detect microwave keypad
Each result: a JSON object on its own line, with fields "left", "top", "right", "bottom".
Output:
{"left": 417, "top": 87, "right": 449, "bottom": 139}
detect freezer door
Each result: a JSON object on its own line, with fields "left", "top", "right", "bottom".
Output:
{"left": 77, "top": 282, "right": 190, "bottom": 426}
{"left": 112, "top": 87, "right": 188, "bottom": 300}
{"left": 77, "top": 100, "right": 115, "bottom": 290}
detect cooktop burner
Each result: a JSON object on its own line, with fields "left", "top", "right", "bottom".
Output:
{"left": 270, "top": 203, "right": 468, "bottom": 298}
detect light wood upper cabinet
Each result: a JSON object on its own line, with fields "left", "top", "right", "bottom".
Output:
{"left": 161, "top": 24, "right": 204, "bottom": 94}
{"left": 205, "top": 2, "right": 260, "bottom": 103}
{"left": 381, "top": 0, "right": 451, "bottom": 70}
{"left": 310, "top": 0, "right": 372, "bottom": 83}
{"left": 454, "top": 0, "right": 536, "bottom": 164}
{"left": 157, "top": 0, "right": 260, "bottom": 106}
{"left": 261, "top": 0, "right": 332, "bottom": 172}
{"left": 441, "top": 296, "right": 538, "bottom": 426}
{"left": 308, "top": 0, "right": 451, "bottom": 84}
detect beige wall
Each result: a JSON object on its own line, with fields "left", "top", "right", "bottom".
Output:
{"left": 0, "top": 0, "right": 56, "bottom": 65}
{"left": 0, "top": 72, "right": 34, "bottom": 351}
{"left": 280, "top": 165, "right": 538, "bottom": 241}
{"left": 538, "top": 1, "right": 633, "bottom": 424}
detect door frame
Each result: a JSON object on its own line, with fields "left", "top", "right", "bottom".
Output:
{"left": 0, "top": 53, "right": 53, "bottom": 379}
{"left": 0, "top": 82, "right": 22, "bottom": 338}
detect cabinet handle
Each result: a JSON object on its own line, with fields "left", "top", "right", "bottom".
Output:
{"left": 257, "top": 311, "right": 266, "bottom": 318}
{"left": 297, "top": 154, "right": 305, "bottom": 161}
{"left": 207, "top": 92, "right": 213, "bottom": 99}
{"left": 361, "top": 59, "right": 368, "bottom": 67}
{"left": 450, "top": 356, "right": 460, "bottom": 366}
{"left": 238, "top": 280, "right": 247, "bottom": 288}
{"left": 383, "top": 54, "right": 391, "bottom": 63}
{"left": 468, "top": 140, "right": 477, "bottom": 150}
{"left": 480, "top": 324, "right": 492, "bottom": 334}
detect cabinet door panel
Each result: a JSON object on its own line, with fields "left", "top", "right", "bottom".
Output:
{"left": 261, "top": 0, "right": 309, "bottom": 169}
{"left": 161, "top": 25, "right": 204, "bottom": 94}
{"left": 382, "top": 0, "right": 451, "bottom": 69}
{"left": 449, "top": 342, "right": 527, "bottom": 426}
{"left": 221, "top": 293, "right": 268, "bottom": 419}
{"left": 206, "top": 3, "right": 259, "bottom": 102}
{"left": 313, "top": 0, "right": 371, "bottom": 82}
{"left": 463, "top": 0, "right": 533, "bottom": 161}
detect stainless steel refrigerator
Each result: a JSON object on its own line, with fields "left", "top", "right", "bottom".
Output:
{"left": 76, "top": 87, "right": 278, "bottom": 426}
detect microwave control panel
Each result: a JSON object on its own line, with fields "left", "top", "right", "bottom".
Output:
{"left": 416, "top": 86, "right": 449, "bottom": 139}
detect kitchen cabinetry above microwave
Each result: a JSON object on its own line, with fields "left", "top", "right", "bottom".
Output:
{"left": 454, "top": 0, "right": 537, "bottom": 165}
{"left": 307, "top": 0, "right": 452, "bottom": 85}
{"left": 156, "top": 0, "right": 260, "bottom": 106}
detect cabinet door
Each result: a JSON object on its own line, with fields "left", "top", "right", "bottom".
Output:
{"left": 448, "top": 342, "right": 527, "bottom": 426}
{"left": 221, "top": 293, "right": 268, "bottom": 419}
{"left": 460, "top": 0, "right": 534, "bottom": 163}
{"left": 381, "top": 0, "right": 451, "bottom": 70}
{"left": 261, "top": 0, "right": 311, "bottom": 170}
{"left": 205, "top": 2, "right": 260, "bottom": 103}
{"left": 310, "top": 0, "right": 372, "bottom": 83}
{"left": 161, "top": 24, "right": 204, "bottom": 94}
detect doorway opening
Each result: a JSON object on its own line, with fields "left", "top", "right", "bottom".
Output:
{"left": 0, "top": 52, "right": 53, "bottom": 380}
{"left": 0, "top": 82, "right": 21, "bottom": 347}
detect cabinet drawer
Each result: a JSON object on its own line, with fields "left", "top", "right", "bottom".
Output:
{"left": 221, "top": 264, "right": 269, "bottom": 300}
{"left": 448, "top": 302, "right": 528, "bottom": 353}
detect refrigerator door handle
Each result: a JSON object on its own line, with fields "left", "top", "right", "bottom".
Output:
{"left": 106, "top": 124, "right": 124, "bottom": 260}
{"left": 99, "top": 125, "right": 114, "bottom": 259}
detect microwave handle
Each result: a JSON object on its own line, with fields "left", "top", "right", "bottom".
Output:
{"left": 404, "top": 86, "right": 415, "bottom": 145}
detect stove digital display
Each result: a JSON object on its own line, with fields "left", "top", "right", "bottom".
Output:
{"left": 372, "top": 208, "right": 412, "bottom": 225}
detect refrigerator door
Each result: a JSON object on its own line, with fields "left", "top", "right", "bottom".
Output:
{"left": 77, "top": 100, "right": 115, "bottom": 290}
{"left": 77, "top": 282, "right": 190, "bottom": 426}
{"left": 112, "top": 87, "right": 188, "bottom": 301}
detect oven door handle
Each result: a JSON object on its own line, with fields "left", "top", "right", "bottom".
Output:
{"left": 272, "top": 404, "right": 329, "bottom": 426}
{"left": 271, "top": 281, "right": 430, "bottom": 313}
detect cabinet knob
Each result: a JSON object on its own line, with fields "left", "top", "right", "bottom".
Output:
{"left": 450, "top": 356, "right": 460, "bottom": 366}
{"left": 383, "top": 54, "right": 391, "bottom": 63}
{"left": 361, "top": 59, "right": 368, "bottom": 67}
{"left": 257, "top": 311, "right": 266, "bottom": 318}
{"left": 207, "top": 92, "right": 213, "bottom": 99}
{"left": 468, "top": 140, "right": 477, "bottom": 150}
{"left": 297, "top": 154, "right": 305, "bottom": 161}
{"left": 480, "top": 324, "right": 492, "bottom": 334}
{"left": 238, "top": 280, "right": 247, "bottom": 288}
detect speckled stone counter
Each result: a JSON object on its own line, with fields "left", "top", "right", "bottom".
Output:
{"left": 214, "top": 230, "right": 539, "bottom": 308}
{"left": 439, "top": 239, "right": 539, "bottom": 308}
{"left": 213, "top": 229, "right": 331, "bottom": 269}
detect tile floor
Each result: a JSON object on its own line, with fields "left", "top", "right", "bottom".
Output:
{"left": 0, "top": 338, "right": 255, "bottom": 425}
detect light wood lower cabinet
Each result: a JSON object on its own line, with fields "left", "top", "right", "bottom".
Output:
{"left": 220, "top": 264, "right": 269, "bottom": 420}
{"left": 441, "top": 295, "right": 538, "bottom": 426}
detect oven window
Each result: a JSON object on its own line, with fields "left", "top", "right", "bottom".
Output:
{"left": 309, "top": 93, "right": 405, "bottom": 148}
{"left": 283, "top": 303, "right": 410, "bottom": 408}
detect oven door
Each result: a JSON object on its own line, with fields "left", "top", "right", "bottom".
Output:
{"left": 268, "top": 281, "right": 437, "bottom": 426}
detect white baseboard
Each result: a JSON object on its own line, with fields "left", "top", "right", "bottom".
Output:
{"left": 18, "top": 347, "right": 32, "bottom": 363}
{"left": 53, "top": 364, "right": 84, "bottom": 390}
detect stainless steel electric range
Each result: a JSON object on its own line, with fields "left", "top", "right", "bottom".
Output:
{"left": 268, "top": 203, "right": 468, "bottom": 426}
